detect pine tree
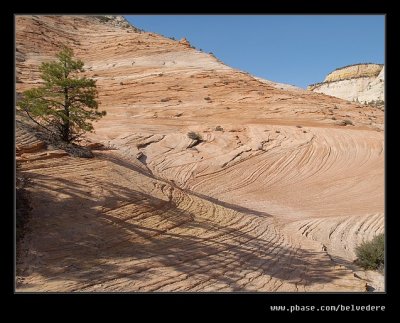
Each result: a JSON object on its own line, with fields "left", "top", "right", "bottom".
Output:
{"left": 18, "top": 47, "right": 106, "bottom": 142}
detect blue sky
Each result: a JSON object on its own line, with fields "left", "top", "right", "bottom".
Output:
{"left": 125, "top": 15, "right": 384, "bottom": 89}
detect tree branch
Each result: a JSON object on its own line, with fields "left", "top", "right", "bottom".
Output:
{"left": 40, "top": 97, "right": 65, "bottom": 107}
{"left": 22, "top": 108, "right": 57, "bottom": 135}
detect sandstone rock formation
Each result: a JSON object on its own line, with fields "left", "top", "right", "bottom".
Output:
{"left": 325, "top": 64, "right": 382, "bottom": 82}
{"left": 254, "top": 76, "right": 304, "bottom": 92}
{"left": 15, "top": 15, "right": 384, "bottom": 292}
{"left": 178, "top": 37, "right": 191, "bottom": 47}
{"left": 308, "top": 63, "right": 384, "bottom": 105}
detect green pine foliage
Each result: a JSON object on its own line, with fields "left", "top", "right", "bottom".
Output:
{"left": 18, "top": 46, "right": 106, "bottom": 142}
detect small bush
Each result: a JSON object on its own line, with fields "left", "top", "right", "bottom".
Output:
{"left": 95, "top": 16, "right": 112, "bottom": 23}
{"left": 343, "top": 119, "right": 354, "bottom": 126}
{"left": 204, "top": 97, "right": 211, "bottom": 101}
{"left": 215, "top": 125, "right": 223, "bottom": 131}
{"left": 187, "top": 131, "right": 202, "bottom": 141}
{"left": 355, "top": 233, "right": 384, "bottom": 271}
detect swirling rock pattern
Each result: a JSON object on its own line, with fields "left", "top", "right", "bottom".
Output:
{"left": 16, "top": 16, "right": 384, "bottom": 292}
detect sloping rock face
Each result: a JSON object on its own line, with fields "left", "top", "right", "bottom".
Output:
{"left": 15, "top": 16, "right": 384, "bottom": 292}
{"left": 358, "top": 66, "right": 384, "bottom": 103}
{"left": 308, "top": 64, "right": 384, "bottom": 105}
{"left": 324, "top": 64, "right": 382, "bottom": 82}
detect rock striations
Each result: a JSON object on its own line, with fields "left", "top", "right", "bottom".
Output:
{"left": 16, "top": 16, "right": 384, "bottom": 292}
{"left": 308, "top": 63, "right": 384, "bottom": 105}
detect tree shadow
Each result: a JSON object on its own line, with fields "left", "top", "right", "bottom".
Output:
{"left": 16, "top": 154, "right": 359, "bottom": 292}
{"left": 97, "top": 152, "right": 272, "bottom": 218}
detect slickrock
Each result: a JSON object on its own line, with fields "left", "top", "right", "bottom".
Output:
{"left": 16, "top": 121, "right": 46, "bottom": 155}
{"left": 16, "top": 15, "right": 384, "bottom": 292}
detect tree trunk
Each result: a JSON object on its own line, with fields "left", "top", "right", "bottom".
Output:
{"left": 62, "top": 87, "right": 70, "bottom": 142}
{"left": 62, "top": 114, "right": 70, "bottom": 142}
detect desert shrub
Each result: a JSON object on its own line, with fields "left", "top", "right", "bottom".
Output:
{"left": 355, "top": 233, "right": 384, "bottom": 271}
{"left": 187, "top": 131, "right": 202, "bottom": 141}
{"left": 343, "top": 119, "right": 354, "bottom": 126}
{"left": 215, "top": 125, "right": 224, "bottom": 131}
{"left": 95, "top": 16, "right": 112, "bottom": 23}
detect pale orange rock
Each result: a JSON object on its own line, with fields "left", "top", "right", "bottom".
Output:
{"left": 178, "top": 37, "right": 191, "bottom": 47}
{"left": 15, "top": 16, "right": 384, "bottom": 292}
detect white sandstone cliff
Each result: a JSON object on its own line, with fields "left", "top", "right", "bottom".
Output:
{"left": 308, "top": 64, "right": 384, "bottom": 105}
